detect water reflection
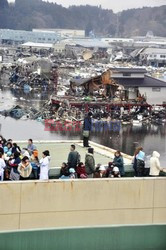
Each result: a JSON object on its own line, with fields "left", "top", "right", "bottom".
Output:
{"left": 0, "top": 84, "right": 165, "bottom": 165}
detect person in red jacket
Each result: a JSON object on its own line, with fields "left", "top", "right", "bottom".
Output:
{"left": 76, "top": 162, "right": 87, "bottom": 179}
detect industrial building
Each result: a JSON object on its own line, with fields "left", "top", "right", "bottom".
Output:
{"left": 0, "top": 29, "right": 61, "bottom": 44}
{"left": 33, "top": 28, "right": 85, "bottom": 38}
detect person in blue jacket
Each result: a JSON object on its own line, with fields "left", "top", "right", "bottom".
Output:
{"left": 83, "top": 112, "right": 93, "bottom": 147}
{"left": 113, "top": 151, "right": 125, "bottom": 177}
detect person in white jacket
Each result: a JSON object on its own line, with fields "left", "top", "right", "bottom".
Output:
{"left": 0, "top": 152, "right": 6, "bottom": 181}
{"left": 39, "top": 150, "right": 50, "bottom": 180}
{"left": 149, "top": 151, "right": 163, "bottom": 177}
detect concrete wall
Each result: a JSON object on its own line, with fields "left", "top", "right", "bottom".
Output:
{"left": 0, "top": 178, "right": 166, "bottom": 231}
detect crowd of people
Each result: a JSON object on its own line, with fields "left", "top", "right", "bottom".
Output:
{"left": 0, "top": 137, "right": 50, "bottom": 181}
{"left": 59, "top": 146, "right": 124, "bottom": 179}
{"left": 59, "top": 145, "right": 165, "bottom": 179}
{"left": 0, "top": 136, "right": 165, "bottom": 182}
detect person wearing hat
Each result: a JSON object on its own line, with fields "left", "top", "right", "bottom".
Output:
{"left": 94, "top": 164, "right": 106, "bottom": 178}
{"left": 69, "top": 168, "right": 77, "bottom": 179}
{"left": 99, "top": 165, "right": 106, "bottom": 178}
{"left": 83, "top": 112, "right": 93, "bottom": 147}
{"left": 39, "top": 150, "right": 50, "bottom": 180}
{"left": 110, "top": 167, "right": 121, "bottom": 178}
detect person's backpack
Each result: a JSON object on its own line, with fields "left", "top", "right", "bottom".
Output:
{"left": 77, "top": 152, "right": 81, "bottom": 165}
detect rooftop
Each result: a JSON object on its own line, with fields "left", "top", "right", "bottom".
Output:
{"left": 116, "top": 75, "right": 166, "bottom": 87}
{"left": 18, "top": 140, "right": 132, "bottom": 171}
{"left": 110, "top": 67, "right": 147, "bottom": 74}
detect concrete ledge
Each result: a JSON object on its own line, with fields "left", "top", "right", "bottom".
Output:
{"left": 0, "top": 178, "right": 166, "bottom": 231}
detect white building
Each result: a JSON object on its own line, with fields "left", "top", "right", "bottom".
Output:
{"left": 101, "top": 38, "right": 134, "bottom": 45}
{"left": 53, "top": 42, "right": 66, "bottom": 53}
{"left": 33, "top": 29, "right": 85, "bottom": 38}
{"left": 110, "top": 67, "right": 166, "bottom": 105}
{"left": 0, "top": 29, "right": 60, "bottom": 44}
{"left": 139, "top": 48, "right": 166, "bottom": 67}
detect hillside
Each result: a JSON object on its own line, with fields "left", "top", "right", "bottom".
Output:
{"left": 0, "top": 0, "right": 166, "bottom": 37}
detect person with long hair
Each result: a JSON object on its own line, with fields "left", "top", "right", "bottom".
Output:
{"left": 113, "top": 151, "right": 125, "bottom": 177}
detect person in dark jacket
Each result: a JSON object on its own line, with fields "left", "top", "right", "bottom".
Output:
{"left": 12, "top": 143, "right": 21, "bottom": 154}
{"left": 132, "top": 147, "right": 141, "bottom": 177}
{"left": 83, "top": 112, "right": 92, "bottom": 147}
{"left": 59, "top": 162, "right": 69, "bottom": 178}
{"left": 8, "top": 151, "right": 21, "bottom": 181}
{"left": 85, "top": 147, "right": 95, "bottom": 178}
{"left": 113, "top": 151, "right": 125, "bottom": 177}
{"left": 67, "top": 145, "right": 80, "bottom": 169}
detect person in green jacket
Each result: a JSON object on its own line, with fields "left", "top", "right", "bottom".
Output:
{"left": 85, "top": 147, "right": 95, "bottom": 178}
{"left": 113, "top": 151, "right": 125, "bottom": 177}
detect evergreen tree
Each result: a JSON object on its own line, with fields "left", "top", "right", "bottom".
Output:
{"left": 0, "top": 0, "right": 8, "bottom": 8}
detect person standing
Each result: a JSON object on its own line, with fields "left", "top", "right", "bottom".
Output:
{"left": 83, "top": 112, "right": 92, "bottom": 147}
{"left": 18, "top": 156, "right": 32, "bottom": 180}
{"left": 132, "top": 148, "right": 140, "bottom": 177}
{"left": 39, "top": 150, "right": 50, "bottom": 180}
{"left": 27, "top": 139, "right": 36, "bottom": 156}
{"left": 59, "top": 162, "right": 69, "bottom": 179}
{"left": 149, "top": 151, "right": 163, "bottom": 177}
{"left": 113, "top": 151, "right": 125, "bottom": 177}
{"left": 136, "top": 147, "right": 145, "bottom": 177}
{"left": 9, "top": 152, "right": 21, "bottom": 181}
{"left": 67, "top": 145, "right": 80, "bottom": 169}
{"left": 30, "top": 150, "right": 40, "bottom": 179}
{"left": 85, "top": 147, "right": 95, "bottom": 178}
{"left": 0, "top": 152, "right": 6, "bottom": 181}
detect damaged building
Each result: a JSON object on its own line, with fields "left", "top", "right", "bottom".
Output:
{"left": 110, "top": 67, "right": 166, "bottom": 105}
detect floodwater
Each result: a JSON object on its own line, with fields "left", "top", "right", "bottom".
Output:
{"left": 0, "top": 83, "right": 166, "bottom": 166}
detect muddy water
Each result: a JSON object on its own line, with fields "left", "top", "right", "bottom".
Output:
{"left": 0, "top": 85, "right": 165, "bottom": 166}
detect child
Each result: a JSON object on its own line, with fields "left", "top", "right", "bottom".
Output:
{"left": 110, "top": 167, "right": 121, "bottom": 178}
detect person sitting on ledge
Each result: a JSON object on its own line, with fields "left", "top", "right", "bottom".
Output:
{"left": 113, "top": 151, "right": 125, "bottom": 177}
{"left": 93, "top": 164, "right": 106, "bottom": 178}
{"left": 110, "top": 167, "right": 121, "bottom": 178}
{"left": 59, "top": 162, "right": 70, "bottom": 179}
{"left": 68, "top": 168, "right": 77, "bottom": 179}
{"left": 76, "top": 162, "right": 87, "bottom": 179}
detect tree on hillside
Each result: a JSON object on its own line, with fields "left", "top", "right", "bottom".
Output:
{"left": 0, "top": 0, "right": 8, "bottom": 8}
